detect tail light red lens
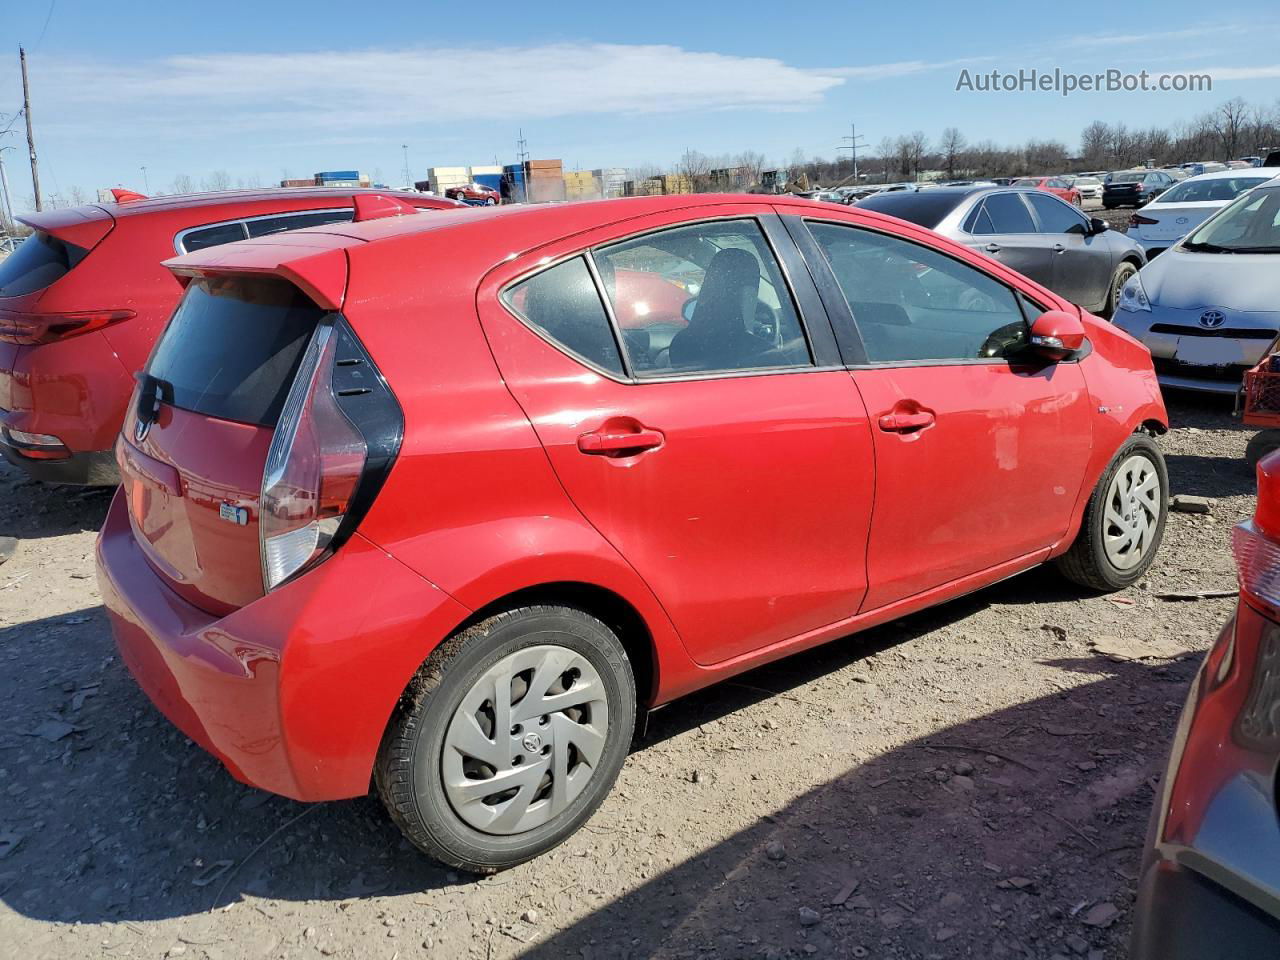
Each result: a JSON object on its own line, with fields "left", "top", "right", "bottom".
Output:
{"left": 260, "top": 324, "right": 367, "bottom": 591}
{"left": 0, "top": 308, "right": 134, "bottom": 345}
{"left": 1130, "top": 213, "right": 1158, "bottom": 226}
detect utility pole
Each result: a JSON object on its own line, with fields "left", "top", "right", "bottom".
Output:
{"left": 0, "top": 145, "right": 16, "bottom": 235}
{"left": 838, "top": 123, "right": 868, "bottom": 184}
{"left": 401, "top": 144, "right": 410, "bottom": 187}
{"left": 140, "top": 165, "right": 149, "bottom": 192}
{"left": 20, "top": 46, "right": 42, "bottom": 212}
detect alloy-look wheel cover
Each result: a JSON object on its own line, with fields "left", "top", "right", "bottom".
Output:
{"left": 442, "top": 644, "right": 609, "bottom": 835}
{"left": 1103, "top": 454, "right": 1161, "bottom": 570}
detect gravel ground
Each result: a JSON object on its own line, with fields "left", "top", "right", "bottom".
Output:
{"left": 0, "top": 390, "right": 1254, "bottom": 960}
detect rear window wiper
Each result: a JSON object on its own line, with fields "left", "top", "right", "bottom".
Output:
{"left": 133, "top": 372, "right": 174, "bottom": 438}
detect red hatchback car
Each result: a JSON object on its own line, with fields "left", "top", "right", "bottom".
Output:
{"left": 1012, "top": 176, "right": 1083, "bottom": 207}
{"left": 97, "top": 194, "right": 1169, "bottom": 873}
{"left": 0, "top": 187, "right": 460, "bottom": 484}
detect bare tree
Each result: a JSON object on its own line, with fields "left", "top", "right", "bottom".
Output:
{"left": 1079, "top": 121, "right": 1111, "bottom": 167}
{"left": 875, "top": 137, "right": 896, "bottom": 182}
{"left": 170, "top": 174, "right": 195, "bottom": 195}
{"left": 939, "top": 127, "right": 967, "bottom": 179}
{"left": 1213, "top": 97, "right": 1250, "bottom": 160}
{"left": 67, "top": 185, "right": 89, "bottom": 207}
{"left": 201, "top": 170, "right": 232, "bottom": 192}
{"left": 676, "top": 149, "right": 712, "bottom": 192}
{"left": 907, "top": 131, "right": 929, "bottom": 180}
{"left": 734, "top": 150, "right": 766, "bottom": 189}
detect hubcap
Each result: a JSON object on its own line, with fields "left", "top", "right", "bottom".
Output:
{"left": 442, "top": 644, "right": 609, "bottom": 835}
{"left": 1102, "top": 454, "right": 1161, "bottom": 570}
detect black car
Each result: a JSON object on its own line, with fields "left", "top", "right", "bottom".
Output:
{"left": 1103, "top": 170, "right": 1176, "bottom": 209}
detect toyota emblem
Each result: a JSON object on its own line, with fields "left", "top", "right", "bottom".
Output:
{"left": 1199, "top": 310, "right": 1227, "bottom": 329}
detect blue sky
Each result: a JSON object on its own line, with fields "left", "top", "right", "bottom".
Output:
{"left": 1, "top": 0, "right": 1277, "bottom": 209}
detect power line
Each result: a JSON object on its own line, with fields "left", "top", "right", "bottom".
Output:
{"left": 34, "top": 0, "right": 58, "bottom": 50}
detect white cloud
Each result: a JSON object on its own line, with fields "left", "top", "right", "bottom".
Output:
{"left": 25, "top": 43, "right": 847, "bottom": 138}
{"left": 1061, "top": 23, "right": 1254, "bottom": 48}
{"left": 820, "top": 56, "right": 995, "bottom": 80}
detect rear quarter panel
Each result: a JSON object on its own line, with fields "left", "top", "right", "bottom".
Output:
{"left": 339, "top": 234, "right": 693, "bottom": 706}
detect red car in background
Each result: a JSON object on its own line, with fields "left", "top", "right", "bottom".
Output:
{"left": 0, "top": 187, "right": 461, "bottom": 484}
{"left": 1012, "top": 176, "right": 1083, "bottom": 206}
{"left": 446, "top": 182, "right": 501, "bottom": 205}
{"left": 98, "top": 194, "right": 1169, "bottom": 875}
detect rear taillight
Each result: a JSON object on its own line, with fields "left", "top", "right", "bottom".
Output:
{"left": 1232, "top": 450, "right": 1280, "bottom": 612}
{"left": 260, "top": 325, "right": 365, "bottom": 590}
{"left": 259, "top": 318, "right": 402, "bottom": 591}
{"left": 1130, "top": 213, "right": 1158, "bottom": 226}
{"left": 0, "top": 308, "right": 134, "bottom": 345}
{"left": 0, "top": 427, "right": 70, "bottom": 460}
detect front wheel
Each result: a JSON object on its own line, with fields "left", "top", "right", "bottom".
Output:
{"left": 1247, "top": 429, "right": 1280, "bottom": 470}
{"left": 375, "top": 606, "right": 636, "bottom": 874}
{"left": 1055, "top": 433, "right": 1168, "bottom": 591}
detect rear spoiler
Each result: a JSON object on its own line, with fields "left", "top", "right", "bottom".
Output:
{"left": 18, "top": 205, "right": 116, "bottom": 251}
{"left": 163, "top": 235, "right": 359, "bottom": 311}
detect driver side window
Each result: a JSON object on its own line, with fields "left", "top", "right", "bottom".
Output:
{"left": 807, "top": 221, "right": 1029, "bottom": 364}
{"left": 594, "top": 219, "right": 812, "bottom": 377}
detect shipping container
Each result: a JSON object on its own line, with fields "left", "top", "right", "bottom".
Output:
{"left": 526, "top": 177, "right": 567, "bottom": 204}
{"left": 470, "top": 165, "right": 503, "bottom": 177}
{"left": 473, "top": 173, "right": 503, "bottom": 192}
{"left": 280, "top": 177, "right": 319, "bottom": 188}
{"left": 314, "top": 170, "right": 360, "bottom": 181}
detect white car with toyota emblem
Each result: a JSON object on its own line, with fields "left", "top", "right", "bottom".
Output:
{"left": 1113, "top": 175, "right": 1280, "bottom": 395}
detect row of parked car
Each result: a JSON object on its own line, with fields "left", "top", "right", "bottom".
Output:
{"left": 1, "top": 176, "right": 1278, "bottom": 949}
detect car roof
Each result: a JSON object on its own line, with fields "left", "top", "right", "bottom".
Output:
{"left": 1177, "top": 168, "right": 1277, "bottom": 182}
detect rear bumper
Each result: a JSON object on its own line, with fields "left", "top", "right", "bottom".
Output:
{"left": 1132, "top": 860, "right": 1280, "bottom": 959}
{"left": 96, "top": 490, "right": 471, "bottom": 801}
{"left": 0, "top": 440, "right": 119, "bottom": 485}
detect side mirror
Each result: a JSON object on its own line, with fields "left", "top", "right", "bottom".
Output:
{"left": 1028, "top": 309, "right": 1087, "bottom": 361}
{"left": 1088, "top": 216, "right": 1109, "bottom": 235}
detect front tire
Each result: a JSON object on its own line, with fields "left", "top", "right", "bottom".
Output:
{"left": 1246, "top": 429, "right": 1280, "bottom": 470}
{"left": 375, "top": 605, "right": 636, "bottom": 874}
{"left": 1055, "top": 434, "right": 1168, "bottom": 591}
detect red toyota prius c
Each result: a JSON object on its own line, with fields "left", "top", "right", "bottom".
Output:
{"left": 0, "top": 187, "right": 461, "bottom": 484}
{"left": 96, "top": 193, "right": 1170, "bottom": 873}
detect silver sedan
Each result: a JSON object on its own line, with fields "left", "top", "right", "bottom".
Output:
{"left": 1113, "top": 176, "right": 1280, "bottom": 395}
{"left": 857, "top": 186, "right": 1146, "bottom": 316}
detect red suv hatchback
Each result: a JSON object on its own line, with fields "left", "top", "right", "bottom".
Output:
{"left": 97, "top": 195, "right": 1170, "bottom": 873}
{"left": 0, "top": 188, "right": 460, "bottom": 484}
{"left": 1012, "top": 176, "right": 1083, "bottom": 207}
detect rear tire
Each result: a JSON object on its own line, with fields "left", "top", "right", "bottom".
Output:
{"left": 375, "top": 605, "right": 636, "bottom": 874}
{"left": 1055, "top": 433, "right": 1168, "bottom": 591}
{"left": 1246, "top": 430, "right": 1280, "bottom": 470}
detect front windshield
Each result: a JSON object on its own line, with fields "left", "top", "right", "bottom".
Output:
{"left": 1159, "top": 176, "right": 1270, "bottom": 204}
{"left": 1183, "top": 186, "right": 1280, "bottom": 252}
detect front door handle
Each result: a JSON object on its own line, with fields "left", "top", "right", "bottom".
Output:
{"left": 983, "top": 243, "right": 1001, "bottom": 253}
{"left": 578, "top": 427, "right": 665, "bottom": 455}
{"left": 878, "top": 411, "right": 935, "bottom": 433}
{"left": 1052, "top": 243, "right": 1066, "bottom": 254}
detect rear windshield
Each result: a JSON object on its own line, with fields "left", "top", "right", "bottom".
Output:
{"left": 855, "top": 191, "right": 969, "bottom": 227}
{"left": 1110, "top": 173, "right": 1145, "bottom": 184}
{"left": 1160, "top": 176, "right": 1270, "bottom": 204}
{"left": 0, "top": 231, "right": 88, "bottom": 298}
{"left": 146, "top": 276, "right": 323, "bottom": 426}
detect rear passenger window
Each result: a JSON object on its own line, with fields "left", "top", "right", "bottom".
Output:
{"left": 594, "top": 220, "right": 811, "bottom": 377}
{"left": 1026, "top": 193, "right": 1088, "bottom": 234}
{"left": 503, "top": 257, "right": 624, "bottom": 376}
{"left": 982, "top": 193, "right": 1036, "bottom": 233}
{"left": 807, "top": 221, "right": 1028, "bottom": 363}
{"left": 180, "top": 222, "right": 248, "bottom": 253}
{"left": 247, "top": 210, "right": 354, "bottom": 237}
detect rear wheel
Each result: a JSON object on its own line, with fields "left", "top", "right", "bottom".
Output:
{"left": 1056, "top": 434, "right": 1168, "bottom": 591}
{"left": 375, "top": 606, "right": 636, "bottom": 874}
{"left": 1246, "top": 429, "right": 1280, "bottom": 470}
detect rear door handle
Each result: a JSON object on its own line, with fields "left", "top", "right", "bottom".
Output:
{"left": 1052, "top": 243, "right": 1066, "bottom": 254}
{"left": 984, "top": 243, "right": 1001, "bottom": 254}
{"left": 878, "top": 411, "right": 935, "bottom": 433}
{"left": 578, "top": 428, "right": 665, "bottom": 455}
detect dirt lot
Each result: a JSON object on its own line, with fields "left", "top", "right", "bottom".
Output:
{"left": 0, "top": 390, "right": 1255, "bottom": 960}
